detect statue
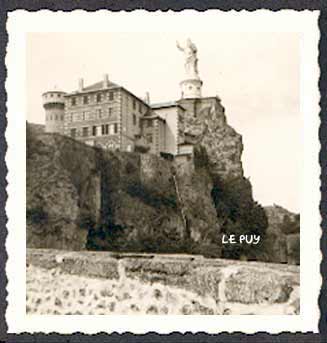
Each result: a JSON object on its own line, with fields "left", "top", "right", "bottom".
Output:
{"left": 176, "top": 38, "right": 199, "bottom": 78}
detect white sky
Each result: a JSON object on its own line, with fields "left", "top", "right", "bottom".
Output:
{"left": 26, "top": 32, "right": 300, "bottom": 213}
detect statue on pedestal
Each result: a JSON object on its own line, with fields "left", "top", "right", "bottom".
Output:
{"left": 176, "top": 38, "right": 199, "bottom": 78}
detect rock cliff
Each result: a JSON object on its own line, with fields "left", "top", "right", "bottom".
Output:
{"left": 27, "top": 123, "right": 100, "bottom": 250}
{"left": 177, "top": 98, "right": 299, "bottom": 264}
{"left": 178, "top": 97, "right": 243, "bottom": 180}
{"left": 27, "top": 123, "right": 221, "bottom": 256}
{"left": 259, "top": 205, "right": 300, "bottom": 264}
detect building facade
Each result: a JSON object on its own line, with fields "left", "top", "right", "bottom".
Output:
{"left": 62, "top": 74, "right": 150, "bottom": 152}
{"left": 43, "top": 74, "right": 189, "bottom": 157}
{"left": 42, "top": 39, "right": 220, "bottom": 158}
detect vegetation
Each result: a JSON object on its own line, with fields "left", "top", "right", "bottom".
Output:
{"left": 211, "top": 175, "right": 268, "bottom": 260}
{"left": 125, "top": 182, "right": 177, "bottom": 209}
{"left": 134, "top": 145, "right": 150, "bottom": 154}
{"left": 27, "top": 206, "right": 48, "bottom": 225}
{"left": 280, "top": 213, "right": 300, "bottom": 235}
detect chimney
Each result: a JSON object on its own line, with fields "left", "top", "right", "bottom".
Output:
{"left": 145, "top": 92, "right": 150, "bottom": 104}
{"left": 78, "top": 78, "right": 84, "bottom": 92}
{"left": 103, "top": 74, "right": 109, "bottom": 88}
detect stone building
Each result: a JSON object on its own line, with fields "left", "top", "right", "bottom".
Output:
{"left": 62, "top": 74, "right": 150, "bottom": 152}
{"left": 42, "top": 39, "right": 225, "bottom": 160}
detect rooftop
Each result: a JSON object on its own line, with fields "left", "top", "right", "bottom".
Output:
{"left": 140, "top": 115, "right": 165, "bottom": 122}
{"left": 66, "top": 80, "right": 119, "bottom": 95}
{"left": 151, "top": 101, "right": 185, "bottom": 110}
{"left": 82, "top": 80, "right": 119, "bottom": 92}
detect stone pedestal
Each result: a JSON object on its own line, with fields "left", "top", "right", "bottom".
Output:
{"left": 180, "top": 78, "right": 203, "bottom": 99}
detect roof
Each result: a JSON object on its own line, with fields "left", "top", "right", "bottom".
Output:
{"left": 151, "top": 101, "right": 186, "bottom": 110}
{"left": 65, "top": 79, "right": 151, "bottom": 108}
{"left": 42, "top": 90, "right": 66, "bottom": 96}
{"left": 83, "top": 80, "right": 119, "bottom": 92}
{"left": 140, "top": 115, "right": 165, "bottom": 122}
{"left": 179, "top": 141, "right": 194, "bottom": 146}
{"left": 66, "top": 80, "right": 119, "bottom": 95}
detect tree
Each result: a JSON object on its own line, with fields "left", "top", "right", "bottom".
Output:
{"left": 211, "top": 175, "right": 268, "bottom": 260}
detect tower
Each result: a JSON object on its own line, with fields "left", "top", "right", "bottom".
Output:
{"left": 42, "top": 89, "right": 66, "bottom": 134}
{"left": 177, "top": 38, "right": 203, "bottom": 99}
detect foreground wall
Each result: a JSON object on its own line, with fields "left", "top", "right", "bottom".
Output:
{"left": 27, "top": 249, "right": 300, "bottom": 315}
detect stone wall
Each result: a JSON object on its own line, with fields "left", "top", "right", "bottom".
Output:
{"left": 27, "top": 248, "right": 300, "bottom": 315}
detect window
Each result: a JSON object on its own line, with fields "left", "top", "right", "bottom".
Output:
{"left": 139, "top": 103, "right": 142, "bottom": 112}
{"left": 101, "top": 125, "right": 105, "bottom": 135}
{"left": 61, "top": 115, "right": 64, "bottom": 121}
{"left": 108, "top": 107, "right": 112, "bottom": 117}
{"left": 109, "top": 124, "right": 115, "bottom": 135}
{"left": 97, "top": 109, "right": 102, "bottom": 119}
{"left": 92, "top": 126, "right": 97, "bottom": 136}
{"left": 70, "top": 128, "right": 77, "bottom": 138}
{"left": 147, "top": 120, "right": 153, "bottom": 128}
{"left": 114, "top": 123, "right": 118, "bottom": 134}
{"left": 96, "top": 126, "right": 102, "bottom": 136}
{"left": 133, "top": 99, "right": 136, "bottom": 109}
{"left": 96, "top": 93, "right": 102, "bottom": 103}
{"left": 82, "top": 127, "right": 89, "bottom": 137}
{"left": 109, "top": 92, "right": 114, "bottom": 101}
{"left": 55, "top": 114, "right": 58, "bottom": 121}
{"left": 83, "top": 96, "right": 88, "bottom": 104}
{"left": 133, "top": 114, "right": 137, "bottom": 126}
{"left": 146, "top": 134, "right": 153, "bottom": 144}
{"left": 71, "top": 98, "right": 76, "bottom": 106}
{"left": 82, "top": 112, "right": 85, "bottom": 121}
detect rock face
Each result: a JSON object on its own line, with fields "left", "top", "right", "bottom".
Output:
{"left": 260, "top": 205, "right": 300, "bottom": 264}
{"left": 27, "top": 248, "right": 300, "bottom": 315}
{"left": 27, "top": 123, "right": 100, "bottom": 250}
{"left": 27, "top": 123, "right": 221, "bottom": 255}
{"left": 178, "top": 97, "right": 244, "bottom": 180}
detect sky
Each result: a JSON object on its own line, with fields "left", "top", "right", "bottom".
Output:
{"left": 26, "top": 32, "right": 301, "bottom": 213}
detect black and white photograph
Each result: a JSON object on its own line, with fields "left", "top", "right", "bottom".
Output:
{"left": 3, "top": 9, "right": 321, "bottom": 336}
{"left": 25, "top": 31, "right": 301, "bottom": 316}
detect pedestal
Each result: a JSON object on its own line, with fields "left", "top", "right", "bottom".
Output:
{"left": 180, "top": 78, "right": 203, "bottom": 99}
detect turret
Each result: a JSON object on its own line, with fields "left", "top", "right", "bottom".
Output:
{"left": 42, "top": 89, "right": 66, "bottom": 134}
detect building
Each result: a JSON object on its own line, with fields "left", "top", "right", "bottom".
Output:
{"left": 43, "top": 74, "right": 189, "bottom": 156}
{"left": 42, "top": 39, "right": 225, "bottom": 159}
{"left": 63, "top": 74, "right": 150, "bottom": 152}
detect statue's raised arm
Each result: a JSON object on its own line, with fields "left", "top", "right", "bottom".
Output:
{"left": 176, "top": 40, "right": 184, "bottom": 52}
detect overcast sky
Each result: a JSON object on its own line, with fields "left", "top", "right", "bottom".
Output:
{"left": 27, "top": 32, "right": 300, "bottom": 213}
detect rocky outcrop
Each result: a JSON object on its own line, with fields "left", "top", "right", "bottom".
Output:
{"left": 178, "top": 97, "right": 243, "bottom": 180}
{"left": 27, "top": 123, "right": 221, "bottom": 255}
{"left": 27, "top": 248, "right": 300, "bottom": 315}
{"left": 259, "top": 205, "right": 300, "bottom": 264}
{"left": 27, "top": 123, "right": 100, "bottom": 250}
